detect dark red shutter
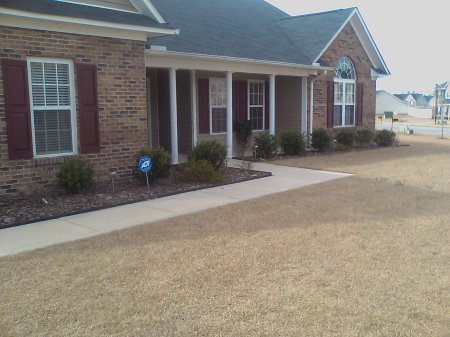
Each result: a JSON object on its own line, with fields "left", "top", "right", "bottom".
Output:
{"left": 327, "top": 81, "right": 335, "bottom": 128}
{"left": 356, "top": 83, "right": 364, "bottom": 126}
{"left": 77, "top": 64, "right": 100, "bottom": 153}
{"left": 238, "top": 81, "right": 248, "bottom": 123}
{"left": 265, "top": 81, "right": 270, "bottom": 130}
{"left": 198, "top": 79, "right": 209, "bottom": 134}
{"left": 2, "top": 59, "right": 33, "bottom": 160}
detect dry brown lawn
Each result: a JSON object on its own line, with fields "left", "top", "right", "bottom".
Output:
{"left": 1, "top": 134, "right": 449, "bottom": 337}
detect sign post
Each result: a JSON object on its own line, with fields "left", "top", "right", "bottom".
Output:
{"left": 138, "top": 155, "right": 153, "bottom": 192}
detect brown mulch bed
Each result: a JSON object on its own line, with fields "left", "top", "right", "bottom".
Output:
{"left": 0, "top": 165, "right": 270, "bottom": 229}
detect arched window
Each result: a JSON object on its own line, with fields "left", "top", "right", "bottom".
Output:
{"left": 334, "top": 57, "right": 356, "bottom": 127}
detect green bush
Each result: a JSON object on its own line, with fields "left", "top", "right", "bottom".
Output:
{"left": 311, "top": 128, "right": 332, "bottom": 152}
{"left": 183, "top": 159, "right": 224, "bottom": 183}
{"left": 374, "top": 129, "right": 396, "bottom": 147}
{"left": 335, "top": 128, "right": 356, "bottom": 149}
{"left": 189, "top": 140, "right": 227, "bottom": 169}
{"left": 280, "top": 131, "right": 306, "bottom": 155}
{"left": 56, "top": 157, "right": 94, "bottom": 193}
{"left": 254, "top": 133, "right": 278, "bottom": 158}
{"left": 132, "top": 147, "right": 171, "bottom": 184}
{"left": 356, "top": 129, "right": 375, "bottom": 147}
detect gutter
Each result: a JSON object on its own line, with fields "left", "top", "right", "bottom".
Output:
{"left": 146, "top": 49, "right": 331, "bottom": 73}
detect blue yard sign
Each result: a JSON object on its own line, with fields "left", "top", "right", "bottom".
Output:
{"left": 138, "top": 156, "right": 152, "bottom": 192}
{"left": 139, "top": 156, "right": 152, "bottom": 174}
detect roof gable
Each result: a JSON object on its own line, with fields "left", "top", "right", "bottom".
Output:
{"left": 278, "top": 7, "right": 389, "bottom": 75}
{"left": 278, "top": 8, "right": 355, "bottom": 65}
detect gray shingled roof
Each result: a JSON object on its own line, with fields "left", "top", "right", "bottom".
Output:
{"left": 394, "top": 94, "right": 410, "bottom": 101}
{"left": 149, "top": 0, "right": 312, "bottom": 64}
{"left": 149, "top": 1, "right": 359, "bottom": 66}
{"left": 277, "top": 8, "right": 355, "bottom": 64}
{"left": 0, "top": 0, "right": 173, "bottom": 29}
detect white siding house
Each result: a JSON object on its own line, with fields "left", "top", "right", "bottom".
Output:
{"left": 376, "top": 90, "right": 408, "bottom": 115}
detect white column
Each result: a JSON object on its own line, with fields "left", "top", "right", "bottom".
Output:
{"left": 190, "top": 69, "right": 198, "bottom": 147}
{"left": 301, "top": 77, "right": 308, "bottom": 134}
{"left": 269, "top": 74, "right": 276, "bottom": 136}
{"left": 309, "top": 80, "right": 314, "bottom": 136}
{"left": 169, "top": 68, "right": 179, "bottom": 164}
{"left": 226, "top": 71, "right": 233, "bottom": 158}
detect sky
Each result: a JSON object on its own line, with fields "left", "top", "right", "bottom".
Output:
{"left": 266, "top": 0, "right": 448, "bottom": 95}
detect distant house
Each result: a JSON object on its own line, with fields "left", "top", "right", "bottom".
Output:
{"left": 411, "top": 93, "right": 432, "bottom": 108}
{"left": 435, "top": 82, "right": 450, "bottom": 120}
{"left": 376, "top": 90, "right": 408, "bottom": 115}
{"left": 394, "top": 93, "right": 416, "bottom": 107}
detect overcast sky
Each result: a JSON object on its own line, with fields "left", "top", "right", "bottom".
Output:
{"left": 266, "top": 0, "right": 447, "bottom": 95}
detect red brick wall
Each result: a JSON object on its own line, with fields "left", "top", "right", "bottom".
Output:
{"left": 310, "top": 23, "right": 376, "bottom": 130}
{"left": 0, "top": 27, "right": 147, "bottom": 195}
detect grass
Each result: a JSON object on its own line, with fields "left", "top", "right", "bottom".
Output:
{"left": 0, "top": 134, "right": 449, "bottom": 337}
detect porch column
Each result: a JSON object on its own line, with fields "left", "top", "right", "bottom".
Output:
{"left": 301, "top": 77, "right": 308, "bottom": 134}
{"left": 169, "top": 68, "right": 179, "bottom": 164}
{"left": 269, "top": 74, "right": 276, "bottom": 136}
{"left": 190, "top": 70, "right": 198, "bottom": 146}
{"left": 226, "top": 71, "right": 233, "bottom": 158}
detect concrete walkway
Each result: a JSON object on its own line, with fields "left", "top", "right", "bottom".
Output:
{"left": 0, "top": 160, "right": 351, "bottom": 257}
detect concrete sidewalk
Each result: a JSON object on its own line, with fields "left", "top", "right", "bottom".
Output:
{"left": 0, "top": 160, "right": 351, "bottom": 256}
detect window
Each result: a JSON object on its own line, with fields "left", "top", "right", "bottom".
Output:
{"left": 209, "top": 78, "right": 227, "bottom": 134}
{"left": 248, "top": 80, "right": 265, "bottom": 131}
{"left": 334, "top": 57, "right": 356, "bottom": 127}
{"left": 28, "top": 58, "right": 76, "bottom": 157}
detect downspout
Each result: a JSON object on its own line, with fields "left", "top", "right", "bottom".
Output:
{"left": 308, "top": 70, "right": 328, "bottom": 139}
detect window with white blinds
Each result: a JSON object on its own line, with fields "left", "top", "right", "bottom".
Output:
{"left": 28, "top": 59, "right": 76, "bottom": 157}
{"left": 248, "top": 80, "right": 265, "bottom": 131}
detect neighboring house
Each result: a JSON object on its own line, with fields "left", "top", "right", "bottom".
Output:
{"left": 435, "top": 82, "right": 450, "bottom": 120}
{"left": 394, "top": 93, "right": 416, "bottom": 107}
{"left": 376, "top": 90, "right": 408, "bottom": 115}
{"left": 411, "top": 93, "right": 432, "bottom": 108}
{"left": 0, "top": 0, "right": 390, "bottom": 195}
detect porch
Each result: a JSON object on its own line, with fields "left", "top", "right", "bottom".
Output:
{"left": 145, "top": 50, "right": 324, "bottom": 163}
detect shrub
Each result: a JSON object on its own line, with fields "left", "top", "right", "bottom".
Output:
{"left": 56, "top": 157, "right": 94, "bottom": 194}
{"left": 189, "top": 140, "right": 227, "bottom": 169}
{"left": 311, "top": 128, "right": 332, "bottom": 152}
{"left": 183, "top": 159, "right": 224, "bottom": 183}
{"left": 280, "top": 131, "right": 306, "bottom": 155}
{"left": 254, "top": 133, "right": 278, "bottom": 158}
{"left": 356, "top": 129, "right": 375, "bottom": 148}
{"left": 335, "top": 128, "right": 356, "bottom": 150}
{"left": 374, "top": 129, "right": 396, "bottom": 147}
{"left": 132, "top": 147, "right": 171, "bottom": 184}
{"left": 236, "top": 120, "right": 253, "bottom": 157}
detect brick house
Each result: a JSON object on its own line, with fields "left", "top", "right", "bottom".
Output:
{"left": 0, "top": 0, "right": 389, "bottom": 195}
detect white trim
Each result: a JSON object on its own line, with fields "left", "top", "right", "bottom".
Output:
{"left": 313, "top": 8, "right": 356, "bottom": 65}
{"left": 27, "top": 57, "right": 78, "bottom": 158}
{"left": 209, "top": 77, "right": 227, "bottom": 135}
{"left": 269, "top": 74, "right": 276, "bottom": 136}
{"left": 169, "top": 68, "right": 178, "bottom": 164}
{"left": 0, "top": 8, "right": 178, "bottom": 41}
{"left": 139, "top": 0, "right": 166, "bottom": 23}
{"left": 226, "top": 72, "right": 233, "bottom": 158}
{"left": 247, "top": 80, "right": 265, "bottom": 131}
{"left": 333, "top": 80, "right": 356, "bottom": 127}
{"left": 301, "top": 77, "right": 308, "bottom": 134}
{"left": 146, "top": 50, "right": 327, "bottom": 77}
{"left": 55, "top": 0, "right": 138, "bottom": 14}
{"left": 313, "top": 8, "right": 390, "bottom": 76}
{"left": 351, "top": 10, "right": 390, "bottom": 75}
{"left": 190, "top": 70, "right": 198, "bottom": 146}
